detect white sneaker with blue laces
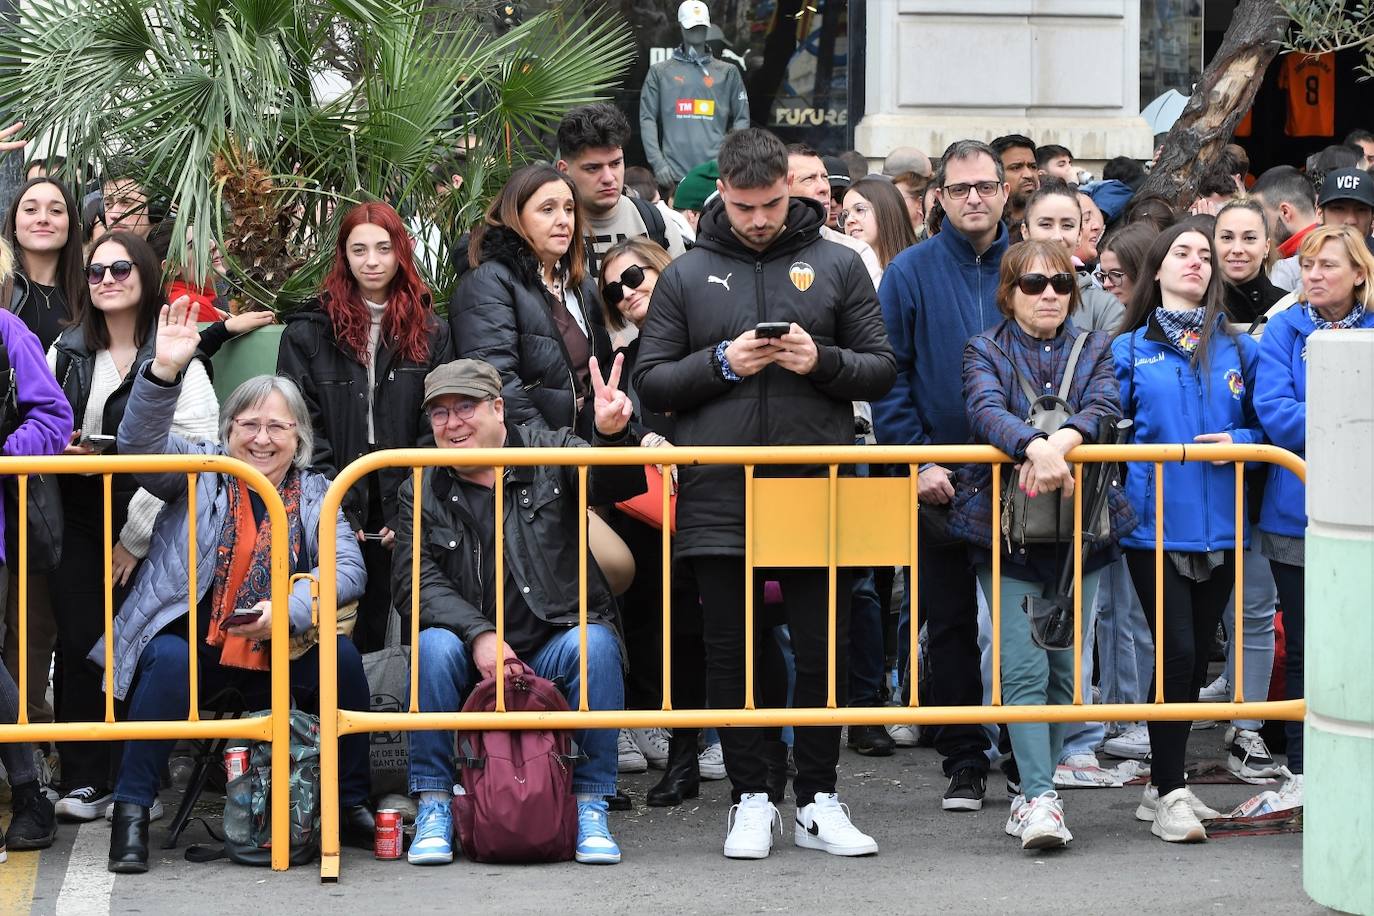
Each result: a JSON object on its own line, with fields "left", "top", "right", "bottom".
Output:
{"left": 407, "top": 797, "right": 454, "bottom": 865}
{"left": 575, "top": 799, "right": 621, "bottom": 864}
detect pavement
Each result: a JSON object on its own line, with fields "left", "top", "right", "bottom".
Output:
{"left": 0, "top": 725, "right": 1318, "bottom": 916}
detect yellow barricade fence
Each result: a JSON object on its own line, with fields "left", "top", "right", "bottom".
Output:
{"left": 0, "top": 454, "right": 295, "bottom": 871}
{"left": 314, "top": 442, "right": 1305, "bottom": 882}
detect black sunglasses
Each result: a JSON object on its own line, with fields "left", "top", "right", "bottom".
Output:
{"left": 601, "top": 265, "right": 650, "bottom": 307}
{"left": 1016, "top": 272, "right": 1075, "bottom": 296}
{"left": 86, "top": 260, "right": 135, "bottom": 285}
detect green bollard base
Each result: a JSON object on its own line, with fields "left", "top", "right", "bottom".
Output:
{"left": 1304, "top": 725, "right": 1374, "bottom": 915}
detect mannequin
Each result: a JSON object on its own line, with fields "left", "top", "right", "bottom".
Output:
{"left": 639, "top": 0, "right": 750, "bottom": 189}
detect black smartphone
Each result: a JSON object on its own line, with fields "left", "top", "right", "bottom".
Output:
{"left": 223, "top": 607, "right": 263, "bottom": 628}
{"left": 360, "top": 532, "right": 387, "bottom": 542}
{"left": 80, "top": 434, "right": 117, "bottom": 453}
{"left": 754, "top": 322, "right": 791, "bottom": 339}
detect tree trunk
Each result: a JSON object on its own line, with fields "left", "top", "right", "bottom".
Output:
{"left": 1136, "top": 0, "right": 1289, "bottom": 207}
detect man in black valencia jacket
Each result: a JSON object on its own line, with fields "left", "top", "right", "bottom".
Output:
{"left": 634, "top": 128, "right": 896, "bottom": 861}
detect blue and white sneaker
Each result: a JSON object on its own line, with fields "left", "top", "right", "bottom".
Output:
{"left": 407, "top": 798, "right": 454, "bottom": 865}
{"left": 575, "top": 799, "right": 621, "bottom": 865}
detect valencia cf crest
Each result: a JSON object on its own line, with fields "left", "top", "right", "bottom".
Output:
{"left": 788, "top": 261, "right": 815, "bottom": 292}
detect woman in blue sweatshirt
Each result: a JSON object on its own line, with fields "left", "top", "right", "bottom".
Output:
{"left": 1254, "top": 225, "right": 1374, "bottom": 806}
{"left": 1111, "top": 218, "right": 1262, "bottom": 844}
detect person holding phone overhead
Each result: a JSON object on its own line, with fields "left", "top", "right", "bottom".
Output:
{"left": 635, "top": 128, "right": 895, "bottom": 861}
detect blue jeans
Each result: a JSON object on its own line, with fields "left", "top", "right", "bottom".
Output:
{"left": 408, "top": 625, "right": 622, "bottom": 798}
{"left": 1059, "top": 604, "right": 1106, "bottom": 759}
{"left": 1094, "top": 557, "right": 1155, "bottom": 706}
{"left": 1221, "top": 548, "right": 1277, "bottom": 730}
{"left": 977, "top": 567, "right": 1103, "bottom": 798}
{"left": 847, "top": 568, "right": 886, "bottom": 707}
{"left": 115, "top": 631, "right": 372, "bottom": 808}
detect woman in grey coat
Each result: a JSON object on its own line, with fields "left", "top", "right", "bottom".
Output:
{"left": 99, "top": 298, "right": 372, "bottom": 873}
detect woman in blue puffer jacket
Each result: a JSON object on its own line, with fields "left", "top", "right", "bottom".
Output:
{"left": 1254, "top": 224, "right": 1374, "bottom": 806}
{"left": 1111, "top": 217, "right": 1263, "bottom": 844}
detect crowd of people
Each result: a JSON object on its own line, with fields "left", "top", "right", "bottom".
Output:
{"left": 0, "top": 75, "right": 1370, "bottom": 874}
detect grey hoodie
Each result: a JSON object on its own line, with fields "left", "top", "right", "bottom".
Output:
{"left": 639, "top": 47, "right": 749, "bottom": 187}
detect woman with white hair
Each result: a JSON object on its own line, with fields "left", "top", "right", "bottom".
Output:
{"left": 102, "top": 299, "right": 371, "bottom": 874}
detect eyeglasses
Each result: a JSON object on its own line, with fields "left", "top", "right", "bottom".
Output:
{"left": 86, "top": 260, "right": 135, "bottom": 285}
{"left": 601, "top": 265, "right": 651, "bottom": 307}
{"left": 232, "top": 419, "right": 298, "bottom": 441}
{"left": 1016, "top": 272, "right": 1076, "bottom": 296}
{"left": 1093, "top": 268, "right": 1127, "bottom": 287}
{"left": 428, "top": 400, "right": 489, "bottom": 426}
{"left": 837, "top": 203, "right": 872, "bottom": 229}
{"left": 941, "top": 181, "right": 1001, "bottom": 200}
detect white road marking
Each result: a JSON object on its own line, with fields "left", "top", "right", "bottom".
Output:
{"left": 55, "top": 821, "right": 114, "bottom": 916}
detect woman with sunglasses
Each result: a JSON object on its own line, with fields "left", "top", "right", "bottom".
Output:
{"left": 451, "top": 164, "right": 611, "bottom": 438}
{"left": 598, "top": 238, "right": 714, "bottom": 805}
{"left": 949, "top": 240, "right": 1135, "bottom": 851}
{"left": 277, "top": 201, "right": 453, "bottom": 652}
{"left": 1021, "top": 179, "right": 1124, "bottom": 333}
{"left": 46, "top": 231, "right": 220, "bottom": 823}
{"left": 1213, "top": 199, "right": 1285, "bottom": 325}
{"left": 1111, "top": 217, "right": 1263, "bottom": 844}
{"left": 840, "top": 177, "right": 917, "bottom": 272}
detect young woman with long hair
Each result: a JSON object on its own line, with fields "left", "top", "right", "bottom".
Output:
{"left": 839, "top": 177, "right": 917, "bottom": 272}
{"left": 2, "top": 176, "right": 87, "bottom": 348}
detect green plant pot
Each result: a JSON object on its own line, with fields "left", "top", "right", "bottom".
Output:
{"left": 206, "top": 325, "right": 283, "bottom": 404}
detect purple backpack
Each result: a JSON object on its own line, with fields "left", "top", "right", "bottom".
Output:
{"left": 452, "top": 663, "right": 578, "bottom": 863}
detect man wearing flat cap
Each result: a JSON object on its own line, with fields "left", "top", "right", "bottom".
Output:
{"left": 394, "top": 355, "right": 646, "bottom": 868}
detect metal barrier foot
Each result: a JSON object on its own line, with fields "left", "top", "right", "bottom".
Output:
{"left": 321, "top": 852, "right": 340, "bottom": 883}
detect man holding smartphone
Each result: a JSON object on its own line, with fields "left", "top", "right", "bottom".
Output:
{"left": 634, "top": 128, "right": 895, "bottom": 861}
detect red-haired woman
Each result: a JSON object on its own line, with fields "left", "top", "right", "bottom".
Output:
{"left": 277, "top": 201, "right": 454, "bottom": 651}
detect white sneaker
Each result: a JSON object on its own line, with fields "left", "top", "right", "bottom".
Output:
{"left": 1191, "top": 719, "right": 1218, "bottom": 731}
{"left": 1004, "top": 795, "right": 1030, "bottom": 838}
{"left": 794, "top": 793, "right": 878, "bottom": 856}
{"left": 1019, "top": 791, "right": 1073, "bottom": 850}
{"left": 1198, "top": 674, "right": 1231, "bottom": 702}
{"left": 723, "top": 793, "right": 780, "bottom": 859}
{"left": 631, "top": 728, "right": 670, "bottom": 769}
{"left": 1135, "top": 784, "right": 1221, "bottom": 823}
{"left": 1225, "top": 726, "right": 1283, "bottom": 780}
{"left": 1101, "top": 724, "right": 1151, "bottom": 760}
{"left": 698, "top": 742, "right": 727, "bottom": 781}
{"left": 1054, "top": 753, "right": 1123, "bottom": 789}
{"left": 1275, "top": 772, "right": 1304, "bottom": 810}
{"left": 54, "top": 786, "right": 113, "bottom": 822}
{"left": 617, "top": 729, "right": 647, "bottom": 773}
{"left": 885, "top": 724, "right": 920, "bottom": 748}
{"left": 1151, "top": 787, "right": 1208, "bottom": 843}
{"left": 104, "top": 798, "right": 165, "bottom": 822}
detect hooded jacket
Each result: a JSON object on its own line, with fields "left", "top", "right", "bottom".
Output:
{"left": 633, "top": 196, "right": 896, "bottom": 557}
{"left": 276, "top": 298, "right": 454, "bottom": 531}
{"left": 638, "top": 47, "right": 750, "bottom": 186}
{"left": 872, "top": 217, "right": 1010, "bottom": 448}
{"left": 449, "top": 225, "right": 611, "bottom": 438}
{"left": 1254, "top": 301, "right": 1374, "bottom": 539}
{"left": 1111, "top": 311, "right": 1263, "bottom": 552}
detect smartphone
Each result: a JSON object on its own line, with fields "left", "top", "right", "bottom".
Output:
{"left": 80, "top": 434, "right": 117, "bottom": 453}
{"left": 223, "top": 607, "right": 263, "bottom": 628}
{"left": 754, "top": 322, "right": 791, "bottom": 339}
{"left": 360, "top": 532, "right": 387, "bottom": 542}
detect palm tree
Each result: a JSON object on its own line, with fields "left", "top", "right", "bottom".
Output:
{"left": 0, "top": 0, "right": 634, "bottom": 308}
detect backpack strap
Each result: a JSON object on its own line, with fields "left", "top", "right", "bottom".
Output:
{"left": 629, "top": 196, "right": 670, "bottom": 252}
{"left": 1055, "top": 331, "right": 1089, "bottom": 402}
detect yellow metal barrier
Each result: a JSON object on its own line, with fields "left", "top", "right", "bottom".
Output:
{"left": 314, "top": 442, "right": 1305, "bottom": 882}
{"left": 0, "top": 454, "right": 295, "bottom": 871}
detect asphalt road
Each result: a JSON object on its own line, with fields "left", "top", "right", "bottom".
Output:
{"left": 1, "top": 725, "right": 1317, "bottom": 916}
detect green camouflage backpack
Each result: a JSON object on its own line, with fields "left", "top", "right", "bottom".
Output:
{"left": 222, "top": 709, "right": 321, "bottom": 866}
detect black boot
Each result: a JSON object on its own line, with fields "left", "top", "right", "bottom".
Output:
{"left": 646, "top": 729, "right": 700, "bottom": 807}
{"left": 847, "top": 724, "right": 895, "bottom": 757}
{"left": 108, "top": 802, "right": 150, "bottom": 874}
{"left": 6, "top": 780, "right": 57, "bottom": 850}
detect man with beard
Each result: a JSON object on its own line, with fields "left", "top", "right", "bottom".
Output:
{"left": 992, "top": 134, "right": 1040, "bottom": 238}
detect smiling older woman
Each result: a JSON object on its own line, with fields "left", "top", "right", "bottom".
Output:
{"left": 99, "top": 299, "right": 372, "bottom": 874}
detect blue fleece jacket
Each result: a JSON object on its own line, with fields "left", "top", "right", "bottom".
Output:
{"left": 1112, "top": 312, "right": 1262, "bottom": 552}
{"left": 872, "top": 218, "right": 1009, "bottom": 448}
{"left": 0, "top": 308, "right": 74, "bottom": 565}
{"left": 1254, "top": 303, "right": 1374, "bottom": 538}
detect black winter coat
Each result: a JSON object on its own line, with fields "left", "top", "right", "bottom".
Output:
{"left": 449, "top": 226, "right": 611, "bottom": 437}
{"left": 391, "top": 423, "right": 646, "bottom": 649}
{"left": 633, "top": 197, "right": 896, "bottom": 556}
{"left": 276, "top": 299, "right": 455, "bottom": 531}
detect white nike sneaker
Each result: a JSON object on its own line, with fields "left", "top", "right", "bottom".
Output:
{"left": 723, "top": 793, "right": 780, "bottom": 860}
{"left": 794, "top": 793, "right": 878, "bottom": 856}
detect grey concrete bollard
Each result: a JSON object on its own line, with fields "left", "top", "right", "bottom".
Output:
{"left": 1304, "top": 330, "right": 1374, "bottom": 915}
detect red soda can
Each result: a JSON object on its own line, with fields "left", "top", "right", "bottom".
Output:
{"left": 374, "top": 809, "right": 403, "bottom": 860}
{"left": 224, "top": 746, "right": 250, "bottom": 781}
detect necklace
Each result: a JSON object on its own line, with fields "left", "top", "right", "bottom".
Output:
{"left": 30, "top": 282, "right": 56, "bottom": 311}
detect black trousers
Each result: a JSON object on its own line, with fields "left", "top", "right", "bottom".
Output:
{"left": 1269, "top": 560, "right": 1305, "bottom": 773}
{"left": 691, "top": 558, "right": 851, "bottom": 804}
{"left": 1125, "top": 548, "right": 1235, "bottom": 795}
{"left": 918, "top": 539, "right": 990, "bottom": 775}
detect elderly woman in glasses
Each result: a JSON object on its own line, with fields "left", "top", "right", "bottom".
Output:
{"left": 948, "top": 239, "right": 1134, "bottom": 852}
{"left": 99, "top": 299, "right": 373, "bottom": 875}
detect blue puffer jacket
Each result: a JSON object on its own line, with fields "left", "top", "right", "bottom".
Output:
{"left": 1111, "top": 312, "right": 1263, "bottom": 552}
{"left": 1254, "top": 302, "right": 1374, "bottom": 538}
{"left": 91, "top": 366, "right": 366, "bottom": 701}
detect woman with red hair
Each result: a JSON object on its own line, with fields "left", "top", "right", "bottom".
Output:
{"left": 277, "top": 201, "right": 454, "bottom": 651}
